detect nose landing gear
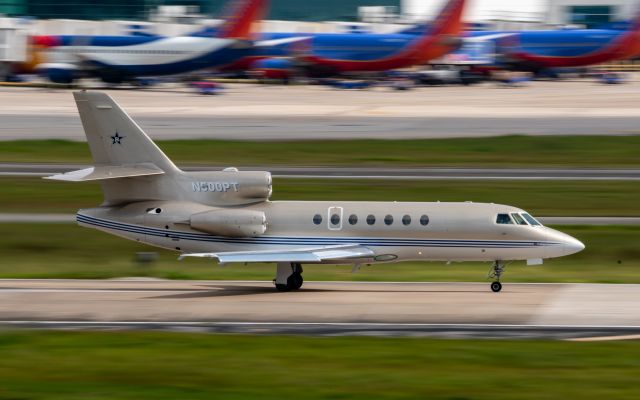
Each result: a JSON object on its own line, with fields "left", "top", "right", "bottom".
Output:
{"left": 488, "top": 261, "right": 506, "bottom": 293}
{"left": 274, "top": 262, "right": 304, "bottom": 292}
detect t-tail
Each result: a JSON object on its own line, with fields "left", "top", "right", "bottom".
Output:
{"left": 46, "top": 91, "right": 272, "bottom": 207}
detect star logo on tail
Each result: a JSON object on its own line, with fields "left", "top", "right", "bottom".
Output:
{"left": 111, "top": 132, "right": 125, "bottom": 145}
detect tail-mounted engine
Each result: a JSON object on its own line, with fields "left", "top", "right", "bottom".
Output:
{"left": 190, "top": 208, "right": 267, "bottom": 237}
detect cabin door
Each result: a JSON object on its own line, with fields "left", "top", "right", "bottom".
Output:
{"left": 327, "top": 206, "right": 343, "bottom": 231}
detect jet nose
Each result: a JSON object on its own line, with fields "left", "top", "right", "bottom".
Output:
{"left": 562, "top": 236, "right": 585, "bottom": 256}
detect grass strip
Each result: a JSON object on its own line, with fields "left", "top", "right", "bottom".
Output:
{"left": 0, "top": 331, "right": 639, "bottom": 400}
{"left": 2, "top": 135, "right": 640, "bottom": 167}
{"left": 1, "top": 223, "right": 638, "bottom": 283}
{"left": 1, "top": 177, "right": 639, "bottom": 216}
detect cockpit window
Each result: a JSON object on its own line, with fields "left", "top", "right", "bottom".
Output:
{"left": 522, "top": 213, "right": 542, "bottom": 226}
{"left": 511, "top": 213, "right": 528, "bottom": 226}
{"left": 496, "top": 214, "right": 513, "bottom": 224}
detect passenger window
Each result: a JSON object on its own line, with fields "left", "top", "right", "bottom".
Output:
{"left": 366, "top": 215, "right": 376, "bottom": 225}
{"left": 511, "top": 213, "right": 528, "bottom": 226}
{"left": 313, "top": 214, "right": 322, "bottom": 225}
{"left": 496, "top": 214, "right": 513, "bottom": 225}
{"left": 402, "top": 215, "right": 411, "bottom": 226}
{"left": 331, "top": 214, "right": 341, "bottom": 226}
{"left": 420, "top": 215, "right": 430, "bottom": 226}
{"left": 348, "top": 214, "right": 358, "bottom": 225}
{"left": 384, "top": 215, "right": 394, "bottom": 226}
{"left": 522, "top": 213, "right": 542, "bottom": 226}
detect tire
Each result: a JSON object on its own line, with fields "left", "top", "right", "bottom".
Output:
{"left": 491, "top": 282, "right": 502, "bottom": 293}
{"left": 288, "top": 274, "right": 303, "bottom": 290}
{"left": 275, "top": 283, "right": 291, "bottom": 292}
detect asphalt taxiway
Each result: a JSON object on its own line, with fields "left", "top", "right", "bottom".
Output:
{"left": 1, "top": 280, "right": 639, "bottom": 339}
{"left": 2, "top": 82, "right": 640, "bottom": 140}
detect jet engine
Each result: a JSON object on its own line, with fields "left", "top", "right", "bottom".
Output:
{"left": 35, "top": 63, "right": 78, "bottom": 84}
{"left": 190, "top": 209, "right": 267, "bottom": 237}
{"left": 251, "top": 58, "right": 294, "bottom": 80}
{"left": 187, "top": 170, "right": 272, "bottom": 206}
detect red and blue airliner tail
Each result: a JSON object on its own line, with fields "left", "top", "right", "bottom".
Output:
{"left": 408, "top": 0, "right": 466, "bottom": 62}
{"left": 216, "top": 0, "right": 269, "bottom": 40}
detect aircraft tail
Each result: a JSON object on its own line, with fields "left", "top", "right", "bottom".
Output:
{"left": 216, "top": 0, "right": 269, "bottom": 40}
{"left": 46, "top": 91, "right": 181, "bottom": 204}
{"left": 72, "top": 91, "right": 178, "bottom": 173}
{"left": 409, "top": 0, "right": 466, "bottom": 61}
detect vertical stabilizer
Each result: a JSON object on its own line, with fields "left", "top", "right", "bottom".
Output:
{"left": 216, "top": 0, "right": 268, "bottom": 40}
{"left": 73, "top": 90, "right": 179, "bottom": 173}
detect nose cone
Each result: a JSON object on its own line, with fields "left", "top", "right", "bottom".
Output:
{"left": 562, "top": 236, "right": 585, "bottom": 256}
{"left": 543, "top": 228, "right": 585, "bottom": 258}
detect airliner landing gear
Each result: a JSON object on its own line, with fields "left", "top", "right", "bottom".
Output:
{"left": 488, "top": 261, "right": 506, "bottom": 293}
{"left": 274, "top": 262, "right": 303, "bottom": 292}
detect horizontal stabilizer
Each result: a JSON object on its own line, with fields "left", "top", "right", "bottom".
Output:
{"left": 45, "top": 163, "right": 165, "bottom": 182}
{"left": 179, "top": 244, "right": 375, "bottom": 264}
{"left": 255, "top": 36, "right": 311, "bottom": 48}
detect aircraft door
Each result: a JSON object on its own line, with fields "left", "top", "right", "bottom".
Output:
{"left": 328, "top": 206, "right": 343, "bottom": 231}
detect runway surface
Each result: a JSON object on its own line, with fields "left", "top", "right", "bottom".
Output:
{"left": 4, "top": 115, "right": 640, "bottom": 140}
{"left": 2, "top": 83, "right": 640, "bottom": 140}
{"left": 1, "top": 280, "right": 639, "bottom": 339}
{"left": 4, "top": 163, "right": 640, "bottom": 181}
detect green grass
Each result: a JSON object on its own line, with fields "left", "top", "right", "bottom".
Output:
{"left": 0, "top": 331, "right": 638, "bottom": 399}
{"left": 2, "top": 135, "right": 640, "bottom": 167}
{"left": 1, "top": 223, "right": 639, "bottom": 283}
{"left": 2, "top": 177, "right": 639, "bottom": 216}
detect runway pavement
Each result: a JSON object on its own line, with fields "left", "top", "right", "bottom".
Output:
{"left": 2, "top": 83, "right": 640, "bottom": 140}
{"left": 1, "top": 280, "right": 639, "bottom": 339}
{"left": 4, "top": 115, "right": 640, "bottom": 140}
{"left": 4, "top": 163, "right": 640, "bottom": 180}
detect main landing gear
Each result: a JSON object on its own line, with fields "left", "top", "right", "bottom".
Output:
{"left": 488, "top": 261, "right": 507, "bottom": 293}
{"left": 274, "top": 262, "right": 304, "bottom": 292}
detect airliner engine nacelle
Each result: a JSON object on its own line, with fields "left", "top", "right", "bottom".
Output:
{"left": 190, "top": 209, "right": 267, "bottom": 237}
{"left": 251, "top": 58, "right": 294, "bottom": 80}
{"left": 187, "top": 170, "right": 272, "bottom": 206}
{"left": 35, "top": 63, "right": 78, "bottom": 84}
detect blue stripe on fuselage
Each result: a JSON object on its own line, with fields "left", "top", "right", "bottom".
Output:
{"left": 77, "top": 214, "right": 559, "bottom": 249}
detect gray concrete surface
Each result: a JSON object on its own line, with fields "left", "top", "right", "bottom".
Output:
{"left": 4, "top": 163, "right": 640, "bottom": 181}
{"left": 2, "top": 83, "right": 640, "bottom": 140}
{"left": 1, "top": 280, "right": 639, "bottom": 338}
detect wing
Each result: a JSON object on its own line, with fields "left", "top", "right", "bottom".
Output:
{"left": 464, "top": 33, "right": 518, "bottom": 43}
{"left": 179, "top": 244, "right": 375, "bottom": 264}
{"left": 254, "top": 36, "right": 312, "bottom": 48}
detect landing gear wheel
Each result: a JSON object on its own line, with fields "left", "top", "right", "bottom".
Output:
{"left": 274, "top": 263, "right": 304, "bottom": 292}
{"left": 275, "top": 283, "right": 291, "bottom": 292}
{"left": 488, "top": 261, "right": 507, "bottom": 293}
{"left": 288, "top": 273, "right": 303, "bottom": 291}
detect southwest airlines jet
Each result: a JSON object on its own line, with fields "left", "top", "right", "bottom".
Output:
{"left": 32, "top": 0, "right": 269, "bottom": 84}
{"left": 47, "top": 91, "right": 584, "bottom": 293}
{"left": 33, "top": 0, "right": 466, "bottom": 80}
{"left": 447, "top": 9, "right": 640, "bottom": 72}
